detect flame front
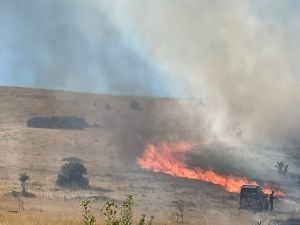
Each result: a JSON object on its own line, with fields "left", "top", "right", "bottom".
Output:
{"left": 137, "top": 142, "right": 284, "bottom": 196}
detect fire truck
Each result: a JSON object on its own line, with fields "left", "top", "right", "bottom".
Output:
{"left": 239, "top": 185, "right": 269, "bottom": 211}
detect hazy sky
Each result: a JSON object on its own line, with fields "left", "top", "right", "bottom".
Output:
{"left": 0, "top": 0, "right": 300, "bottom": 97}
{"left": 2, "top": 0, "right": 300, "bottom": 144}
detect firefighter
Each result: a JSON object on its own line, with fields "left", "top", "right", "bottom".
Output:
{"left": 269, "top": 191, "right": 276, "bottom": 211}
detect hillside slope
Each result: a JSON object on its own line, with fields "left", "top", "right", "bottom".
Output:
{"left": 0, "top": 86, "right": 298, "bottom": 225}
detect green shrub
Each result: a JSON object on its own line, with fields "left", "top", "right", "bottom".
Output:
{"left": 120, "top": 195, "right": 133, "bottom": 225}
{"left": 56, "top": 162, "right": 89, "bottom": 189}
{"left": 81, "top": 195, "right": 154, "bottom": 225}
{"left": 138, "top": 214, "right": 154, "bottom": 225}
{"left": 81, "top": 200, "right": 97, "bottom": 225}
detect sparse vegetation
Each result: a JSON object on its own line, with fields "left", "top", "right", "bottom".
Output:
{"left": 81, "top": 200, "right": 97, "bottom": 225}
{"left": 120, "top": 195, "right": 133, "bottom": 225}
{"left": 56, "top": 161, "right": 89, "bottom": 189}
{"left": 19, "top": 172, "right": 30, "bottom": 196}
{"left": 138, "top": 214, "right": 154, "bottom": 225}
{"left": 81, "top": 195, "right": 154, "bottom": 225}
{"left": 275, "top": 161, "right": 288, "bottom": 176}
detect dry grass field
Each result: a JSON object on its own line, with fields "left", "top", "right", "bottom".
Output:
{"left": 0, "top": 86, "right": 299, "bottom": 225}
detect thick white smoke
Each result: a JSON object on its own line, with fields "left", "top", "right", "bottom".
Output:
{"left": 101, "top": 0, "right": 300, "bottom": 145}
{"left": 3, "top": 0, "right": 300, "bottom": 146}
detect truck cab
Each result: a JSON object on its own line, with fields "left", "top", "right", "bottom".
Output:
{"left": 239, "top": 185, "right": 269, "bottom": 211}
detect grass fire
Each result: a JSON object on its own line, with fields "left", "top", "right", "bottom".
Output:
{"left": 137, "top": 142, "right": 285, "bottom": 196}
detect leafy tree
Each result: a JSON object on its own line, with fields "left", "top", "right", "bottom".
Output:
{"left": 56, "top": 162, "right": 89, "bottom": 189}
{"left": 18, "top": 172, "right": 29, "bottom": 195}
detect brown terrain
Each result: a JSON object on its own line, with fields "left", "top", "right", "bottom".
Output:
{"left": 0, "top": 86, "right": 299, "bottom": 225}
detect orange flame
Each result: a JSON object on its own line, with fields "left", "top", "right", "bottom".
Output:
{"left": 137, "top": 142, "right": 284, "bottom": 196}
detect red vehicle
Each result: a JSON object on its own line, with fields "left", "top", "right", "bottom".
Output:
{"left": 239, "top": 185, "right": 269, "bottom": 211}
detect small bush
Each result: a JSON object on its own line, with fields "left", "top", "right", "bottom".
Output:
{"left": 56, "top": 162, "right": 89, "bottom": 189}
{"left": 81, "top": 200, "right": 97, "bottom": 225}
{"left": 81, "top": 195, "right": 154, "bottom": 225}
{"left": 129, "top": 101, "right": 141, "bottom": 110}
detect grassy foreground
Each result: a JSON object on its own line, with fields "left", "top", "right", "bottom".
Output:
{"left": 0, "top": 195, "right": 169, "bottom": 225}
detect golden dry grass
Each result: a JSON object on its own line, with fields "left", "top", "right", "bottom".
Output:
{"left": 0, "top": 212, "right": 81, "bottom": 225}
{"left": 0, "top": 182, "right": 296, "bottom": 225}
{"left": 0, "top": 86, "right": 298, "bottom": 225}
{"left": 0, "top": 195, "right": 254, "bottom": 225}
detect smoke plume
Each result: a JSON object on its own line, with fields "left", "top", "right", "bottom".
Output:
{"left": 2, "top": 0, "right": 300, "bottom": 173}
{"left": 103, "top": 0, "right": 300, "bottom": 145}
